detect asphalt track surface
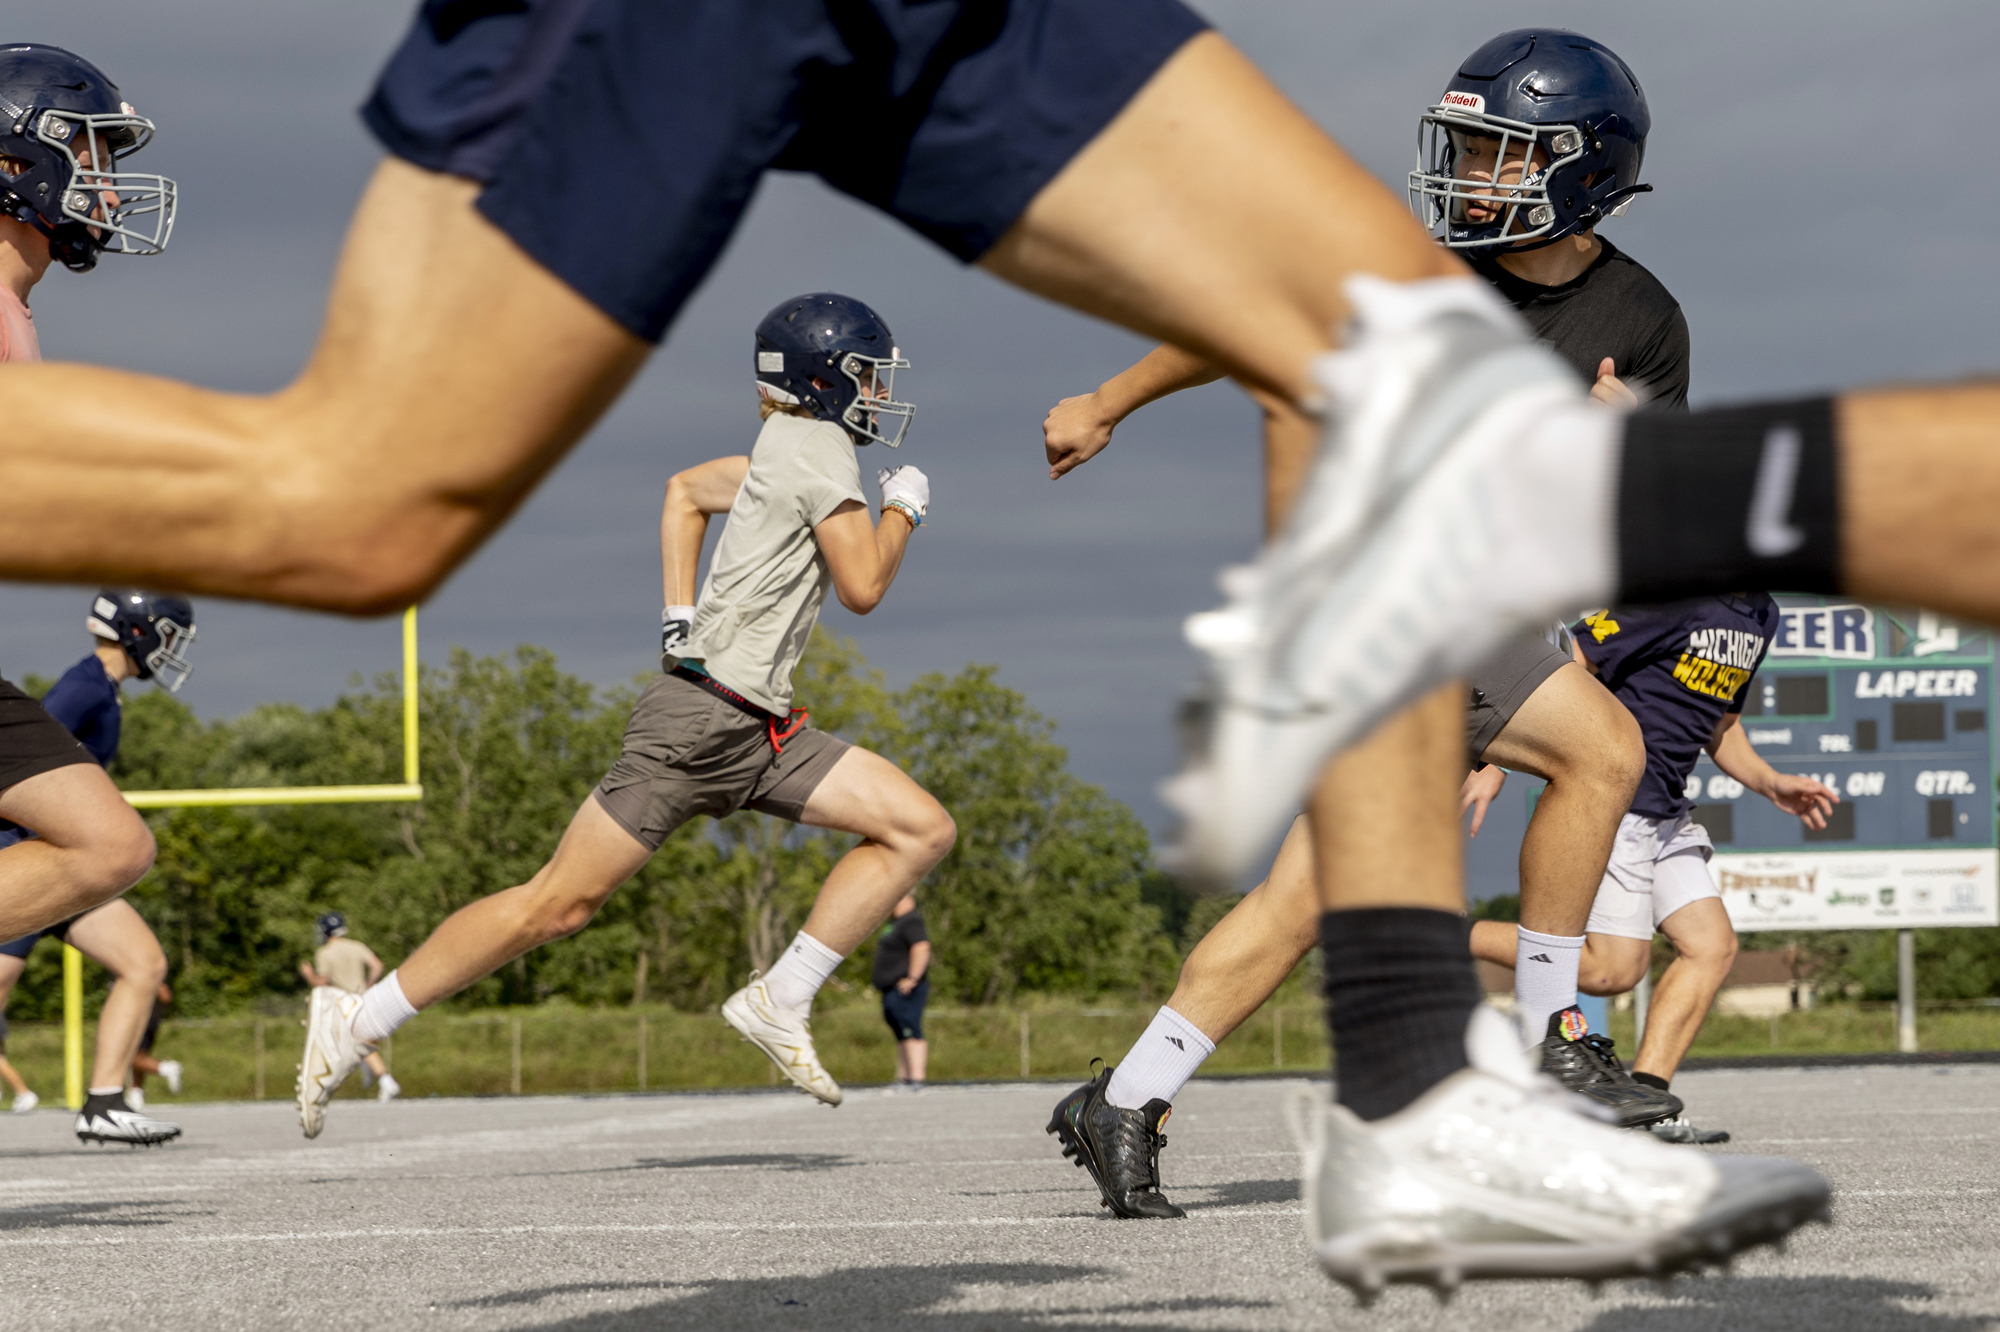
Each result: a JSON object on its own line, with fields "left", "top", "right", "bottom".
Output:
{"left": 0, "top": 1065, "right": 1994, "bottom": 1331}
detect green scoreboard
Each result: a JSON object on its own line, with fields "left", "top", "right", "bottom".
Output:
{"left": 1696, "top": 598, "right": 1998, "bottom": 931}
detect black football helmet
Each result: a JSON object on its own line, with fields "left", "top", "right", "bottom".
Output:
{"left": 1409, "top": 29, "right": 1652, "bottom": 253}
{"left": 753, "top": 293, "right": 914, "bottom": 447}
{"left": 0, "top": 43, "right": 176, "bottom": 272}
{"left": 86, "top": 589, "right": 195, "bottom": 691}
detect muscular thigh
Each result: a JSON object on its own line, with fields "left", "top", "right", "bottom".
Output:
{"left": 1478, "top": 659, "right": 1632, "bottom": 778}
{"left": 62, "top": 899, "right": 162, "bottom": 974}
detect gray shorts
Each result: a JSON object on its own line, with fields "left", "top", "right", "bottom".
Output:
{"left": 1586, "top": 812, "right": 1719, "bottom": 940}
{"left": 593, "top": 674, "right": 851, "bottom": 852}
{"left": 1465, "top": 632, "right": 1573, "bottom": 762}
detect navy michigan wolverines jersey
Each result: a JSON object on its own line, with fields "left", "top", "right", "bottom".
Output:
{"left": 1571, "top": 595, "right": 1778, "bottom": 819}
{"left": 41, "top": 654, "right": 121, "bottom": 766}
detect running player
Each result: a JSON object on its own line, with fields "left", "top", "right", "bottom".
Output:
{"left": 126, "top": 981, "right": 184, "bottom": 1107}
{"left": 298, "top": 912, "right": 398, "bottom": 1102}
{"left": 0, "top": 1005, "right": 35, "bottom": 1111}
{"left": 296, "top": 294, "right": 953, "bottom": 1137}
{"left": 0, "top": 9, "right": 1833, "bottom": 1285}
{"left": 0, "top": 590, "right": 191, "bottom": 1145}
{"left": 0, "top": 45, "right": 168, "bottom": 957}
{"left": 1049, "top": 31, "right": 1685, "bottom": 1219}
{"left": 1472, "top": 604, "right": 1837, "bottom": 1142}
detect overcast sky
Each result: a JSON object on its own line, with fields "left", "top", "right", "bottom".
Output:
{"left": 5, "top": 1, "right": 1997, "bottom": 878}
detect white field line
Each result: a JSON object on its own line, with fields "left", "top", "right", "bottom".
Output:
{"left": 0, "top": 1207, "right": 1307, "bottom": 1250}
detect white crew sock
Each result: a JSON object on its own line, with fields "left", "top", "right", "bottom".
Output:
{"left": 761, "top": 931, "right": 845, "bottom": 1015}
{"left": 1106, "top": 1006, "right": 1217, "bottom": 1110}
{"left": 1514, "top": 927, "right": 1587, "bottom": 1046}
{"left": 353, "top": 970, "right": 421, "bottom": 1044}
{"left": 87, "top": 1085, "right": 123, "bottom": 1098}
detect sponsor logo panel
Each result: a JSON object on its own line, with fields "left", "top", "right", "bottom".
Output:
{"left": 1715, "top": 849, "right": 1998, "bottom": 929}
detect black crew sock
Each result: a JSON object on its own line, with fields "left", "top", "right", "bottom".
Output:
{"left": 1321, "top": 907, "right": 1483, "bottom": 1122}
{"left": 1631, "top": 1070, "right": 1671, "bottom": 1092}
{"left": 1617, "top": 396, "right": 1841, "bottom": 603}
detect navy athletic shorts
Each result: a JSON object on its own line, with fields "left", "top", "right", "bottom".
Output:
{"left": 364, "top": 0, "right": 1210, "bottom": 341}
{"left": 881, "top": 977, "right": 928, "bottom": 1041}
{"left": 0, "top": 914, "right": 75, "bottom": 960}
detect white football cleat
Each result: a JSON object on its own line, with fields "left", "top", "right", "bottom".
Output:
{"left": 1288, "top": 1007, "right": 1830, "bottom": 1302}
{"left": 377, "top": 1073, "right": 402, "bottom": 1102}
{"left": 158, "top": 1059, "right": 184, "bottom": 1095}
{"left": 125, "top": 1086, "right": 146, "bottom": 1110}
{"left": 10, "top": 1090, "right": 38, "bottom": 1113}
{"left": 1164, "top": 275, "right": 1623, "bottom": 884}
{"left": 296, "top": 986, "right": 369, "bottom": 1139}
{"left": 721, "top": 975, "right": 842, "bottom": 1106}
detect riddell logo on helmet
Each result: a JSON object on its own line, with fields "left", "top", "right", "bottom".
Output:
{"left": 1440, "top": 90, "right": 1485, "bottom": 113}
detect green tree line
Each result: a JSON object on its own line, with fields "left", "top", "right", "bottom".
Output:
{"left": 8, "top": 633, "right": 1203, "bottom": 1021}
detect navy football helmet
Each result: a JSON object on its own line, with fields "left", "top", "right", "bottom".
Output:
{"left": 753, "top": 293, "right": 914, "bottom": 447}
{"left": 86, "top": 589, "right": 196, "bottom": 692}
{"left": 315, "top": 912, "right": 347, "bottom": 945}
{"left": 0, "top": 43, "right": 176, "bottom": 272}
{"left": 1409, "top": 29, "right": 1651, "bottom": 253}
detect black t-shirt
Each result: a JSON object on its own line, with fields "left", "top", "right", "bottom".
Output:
{"left": 1470, "top": 238, "right": 1690, "bottom": 411}
{"left": 871, "top": 910, "right": 928, "bottom": 991}
{"left": 1570, "top": 594, "right": 1779, "bottom": 819}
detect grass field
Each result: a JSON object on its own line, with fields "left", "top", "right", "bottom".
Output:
{"left": 5, "top": 998, "right": 1996, "bottom": 1107}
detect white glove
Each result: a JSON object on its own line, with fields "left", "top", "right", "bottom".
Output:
{"left": 661, "top": 605, "right": 695, "bottom": 663}
{"left": 877, "top": 465, "right": 930, "bottom": 527}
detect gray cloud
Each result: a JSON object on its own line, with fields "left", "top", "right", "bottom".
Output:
{"left": 4, "top": 1, "right": 1995, "bottom": 897}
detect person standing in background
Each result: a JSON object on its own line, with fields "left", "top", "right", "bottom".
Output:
{"left": 872, "top": 894, "right": 930, "bottom": 1092}
{"left": 299, "top": 913, "right": 399, "bottom": 1102}
{"left": 126, "top": 980, "right": 184, "bottom": 1108}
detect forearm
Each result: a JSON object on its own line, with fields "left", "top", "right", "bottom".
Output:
{"left": 1709, "top": 726, "right": 1783, "bottom": 798}
{"left": 1095, "top": 344, "right": 1224, "bottom": 424}
{"left": 907, "top": 942, "right": 930, "bottom": 983}
{"left": 866, "top": 512, "right": 915, "bottom": 604}
{"left": 660, "top": 498, "right": 710, "bottom": 606}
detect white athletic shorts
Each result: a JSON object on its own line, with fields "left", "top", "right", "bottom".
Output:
{"left": 1585, "top": 811, "right": 1720, "bottom": 941}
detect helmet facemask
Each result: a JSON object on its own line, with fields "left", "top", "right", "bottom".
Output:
{"left": 5, "top": 107, "right": 175, "bottom": 270}
{"left": 836, "top": 348, "right": 914, "bottom": 448}
{"left": 1412, "top": 107, "right": 1589, "bottom": 251}
{"left": 1412, "top": 104, "right": 1646, "bottom": 254}
{"left": 143, "top": 613, "right": 196, "bottom": 692}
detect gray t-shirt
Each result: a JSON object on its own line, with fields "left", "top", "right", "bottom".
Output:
{"left": 685, "top": 413, "right": 865, "bottom": 712}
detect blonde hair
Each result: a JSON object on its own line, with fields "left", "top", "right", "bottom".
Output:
{"left": 758, "top": 396, "right": 818, "bottom": 422}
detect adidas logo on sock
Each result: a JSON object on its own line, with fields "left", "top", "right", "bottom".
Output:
{"left": 1527, "top": 952, "right": 1554, "bottom": 963}
{"left": 1165, "top": 1036, "right": 1184, "bottom": 1051}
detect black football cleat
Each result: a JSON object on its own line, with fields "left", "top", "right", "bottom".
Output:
{"left": 75, "top": 1091, "right": 181, "bottom": 1147}
{"left": 1046, "top": 1061, "right": 1185, "bottom": 1219}
{"left": 1538, "top": 1005, "right": 1682, "bottom": 1129}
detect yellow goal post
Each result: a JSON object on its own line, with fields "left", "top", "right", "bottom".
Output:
{"left": 63, "top": 608, "right": 425, "bottom": 1107}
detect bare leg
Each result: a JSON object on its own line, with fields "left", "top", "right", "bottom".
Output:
{"left": 0, "top": 764, "right": 156, "bottom": 942}
{"left": 902, "top": 1039, "right": 928, "bottom": 1083}
{"left": 794, "top": 749, "right": 956, "bottom": 956}
{"left": 892, "top": 1041, "right": 911, "bottom": 1083}
{"left": 1628, "top": 898, "right": 1736, "bottom": 1083}
{"left": 0, "top": 1055, "right": 25, "bottom": 1097}
{"left": 987, "top": 33, "right": 1460, "bottom": 405}
{"left": 63, "top": 900, "right": 167, "bottom": 1091}
{"left": 0, "top": 953, "right": 26, "bottom": 1092}
{"left": 396, "top": 796, "right": 654, "bottom": 1009}
{"left": 1478, "top": 665, "right": 1643, "bottom": 937}
{"left": 364, "top": 1050, "right": 390, "bottom": 1078}
{"left": 0, "top": 35, "right": 1456, "bottom": 610}
{"left": 1167, "top": 816, "right": 1319, "bottom": 1042}
{"left": 1843, "top": 386, "right": 2000, "bottom": 622}
{"left": 1309, "top": 685, "right": 1467, "bottom": 915}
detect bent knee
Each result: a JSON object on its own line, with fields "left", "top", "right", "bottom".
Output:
{"left": 95, "top": 818, "right": 157, "bottom": 894}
